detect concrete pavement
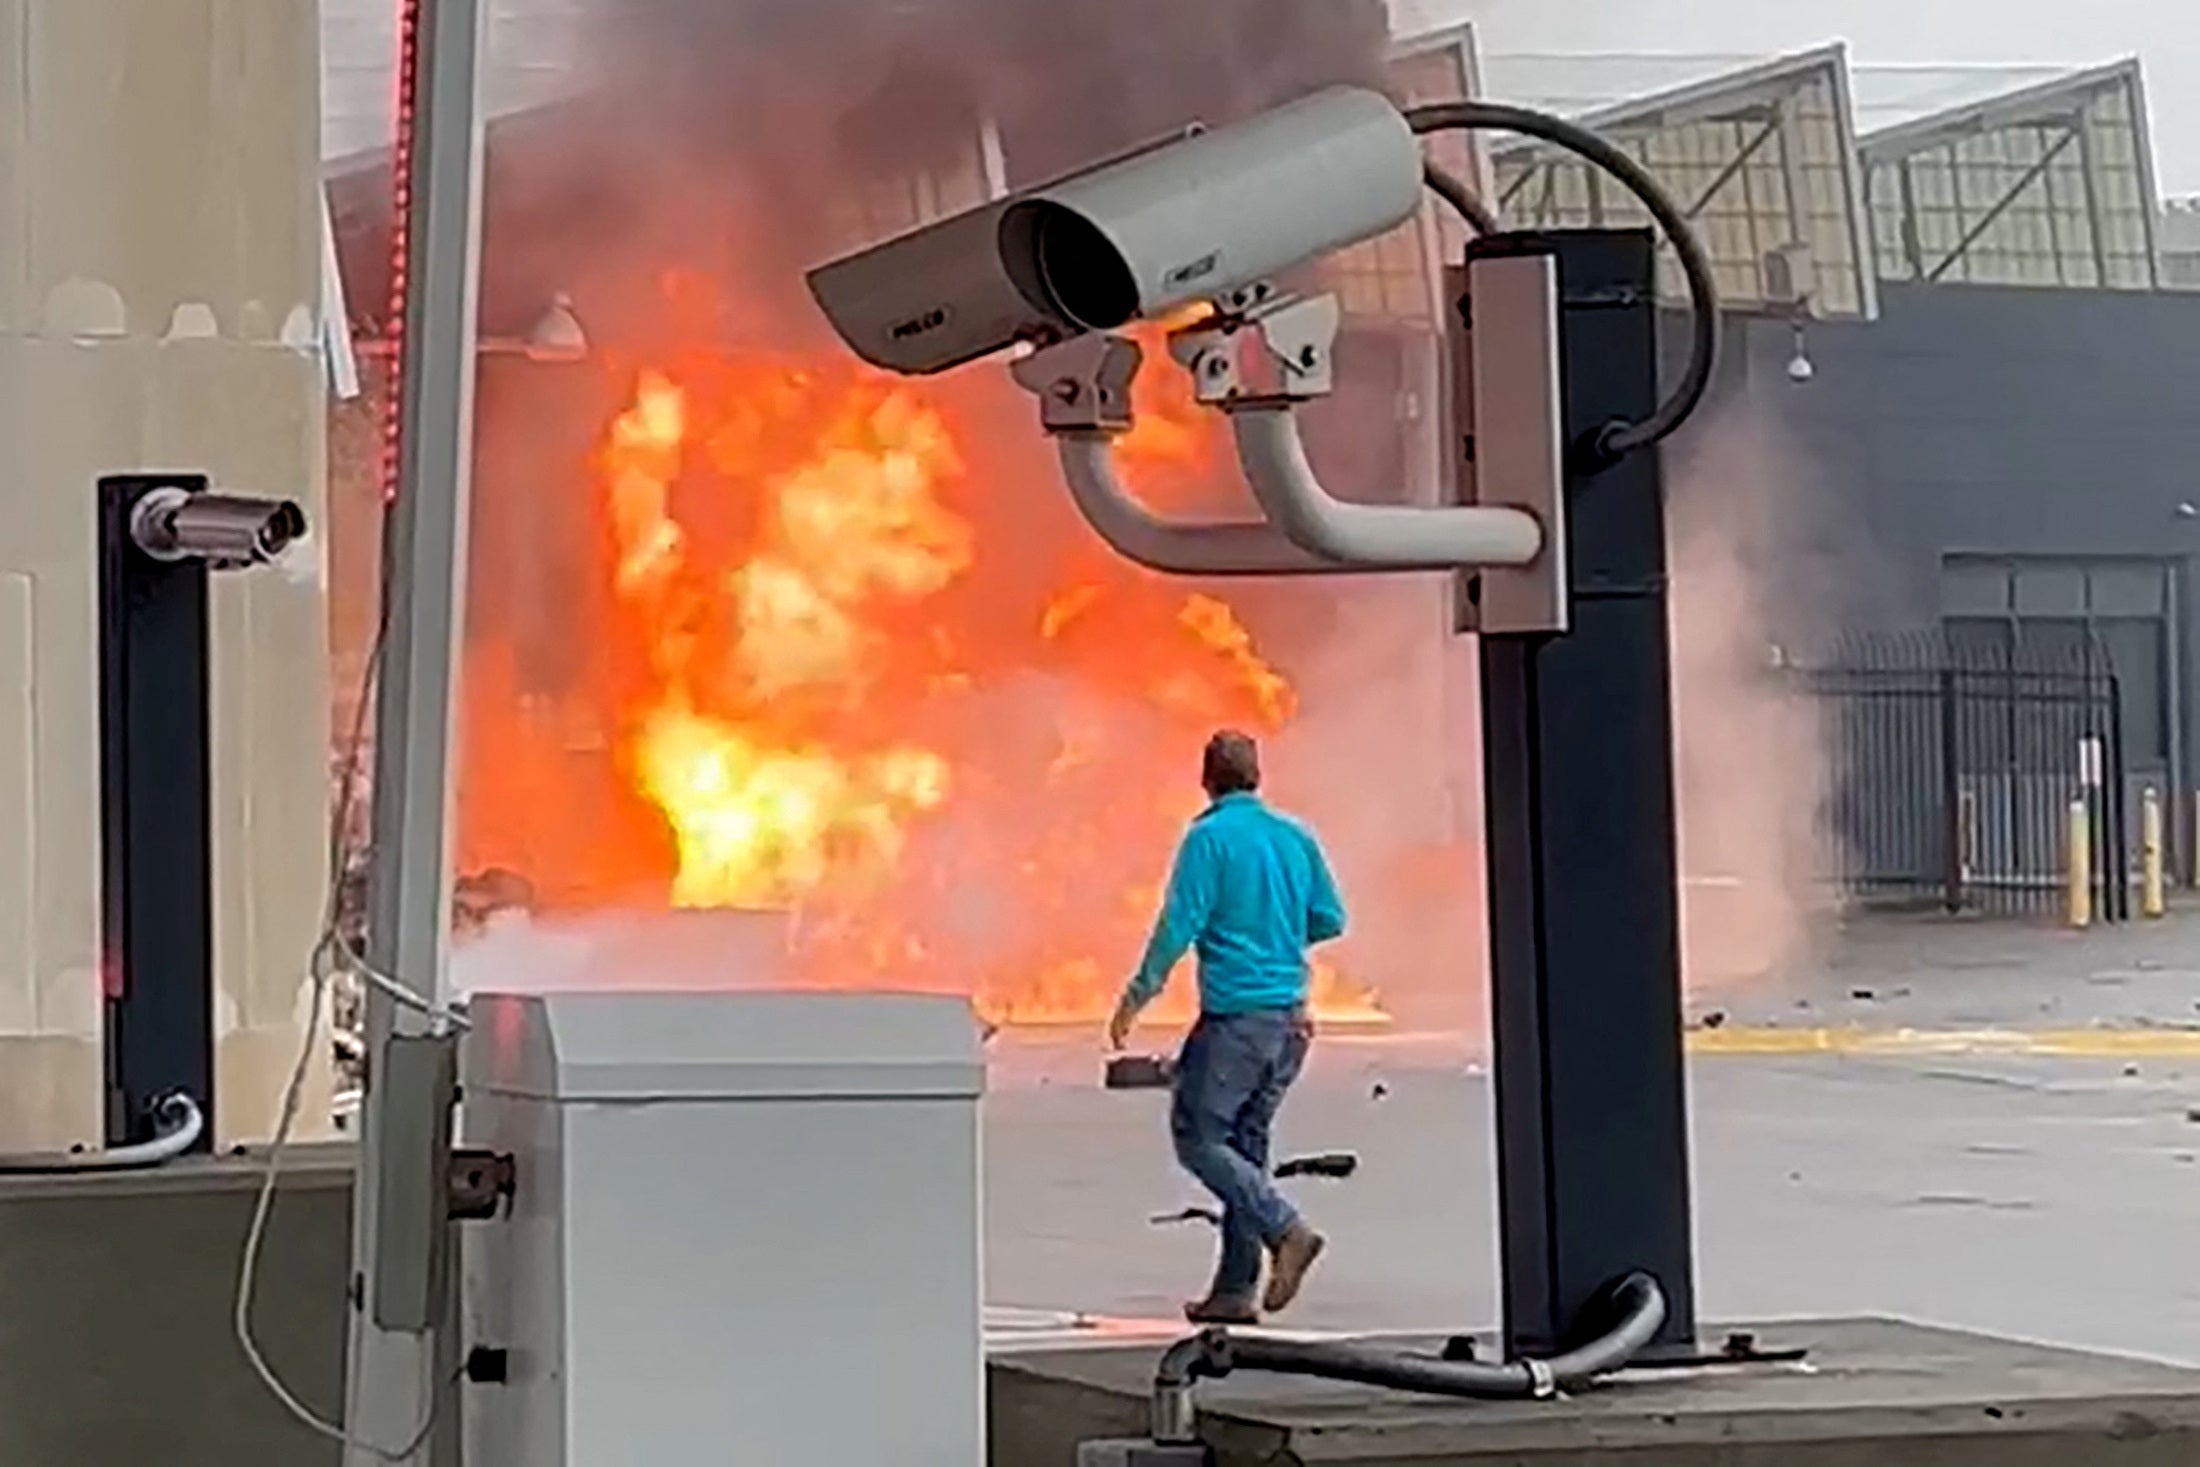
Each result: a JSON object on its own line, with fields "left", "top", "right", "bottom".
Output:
{"left": 1694, "top": 906, "right": 2200, "bottom": 1043}
{"left": 982, "top": 914, "right": 2200, "bottom": 1366}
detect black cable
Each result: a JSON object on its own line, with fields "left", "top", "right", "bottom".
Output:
{"left": 1406, "top": 102, "right": 1721, "bottom": 462}
{"left": 1155, "top": 1272, "right": 1665, "bottom": 1406}
{"left": 1422, "top": 162, "right": 1501, "bottom": 237}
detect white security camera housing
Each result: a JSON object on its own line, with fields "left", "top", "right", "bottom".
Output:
{"left": 1785, "top": 350, "right": 1815, "bottom": 385}
{"left": 999, "top": 87, "right": 1422, "bottom": 332}
{"left": 805, "top": 197, "right": 1078, "bottom": 376}
{"left": 804, "top": 128, "right": 1197, "bottom": 375}
{"left": 805, "top": 87, "right": 1425, "bottom": 372}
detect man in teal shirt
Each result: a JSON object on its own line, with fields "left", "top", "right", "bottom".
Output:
{"left": 1110, "top": 730, "right": 1346, "bottom": 1322}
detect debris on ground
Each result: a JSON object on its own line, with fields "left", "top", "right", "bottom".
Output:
{"left": 1150, "top": 1153, "right": 1359, "bottom": 1227}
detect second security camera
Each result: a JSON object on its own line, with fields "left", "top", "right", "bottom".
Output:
{"left": 806, "top": 86, "right": 1424, "bottom": 376}
{"left": 130, "top": 486, "right": 308, "bottom": 569}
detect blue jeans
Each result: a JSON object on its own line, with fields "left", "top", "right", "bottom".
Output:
{"left": 1171, "top": 1008, "right": 1310, "bottom": 1300}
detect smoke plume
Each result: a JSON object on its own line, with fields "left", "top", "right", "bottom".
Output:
{"left": 428, "top": 0, "right": 1495, "bottom": 1028}
{"left": 478, "top": 0, "right": 1392, "bottom": 348}
{"left": 1665, "top": 397, "right": 1836, "bottom": 990}
{"left": 415, "top": 0, "right": 1831, "bottom": 1033}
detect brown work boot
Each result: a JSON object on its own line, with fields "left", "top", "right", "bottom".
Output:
{"left": 1183, "top": 1293, "right": 1260, "bottom": 1326}
{"left": 1261, "top": 1225, "right": 1326, "bottom": 1313}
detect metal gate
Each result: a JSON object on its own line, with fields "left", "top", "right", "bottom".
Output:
{"left": 1793, "top": 631, "right": 2126, "bottom": 919}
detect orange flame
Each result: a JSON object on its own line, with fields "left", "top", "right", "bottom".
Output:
{"left": 995, "top": 957, "right": 1386, "bottom": 1029}
{"left": 462, "top": 277, "right": 1386, "bottom": 1029}
{"left": 1118, "top": 312, "right": 1224, "bottom": 476}
{"left": 1180, "top": 595, "right": 1297, "bottom": 727}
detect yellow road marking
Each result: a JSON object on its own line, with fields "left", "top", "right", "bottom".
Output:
{"left": 1688, "top": 1026, "right": 2200, "bottom": 1058}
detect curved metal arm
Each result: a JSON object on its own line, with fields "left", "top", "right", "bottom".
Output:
{"left": 0, "top": 1091, "right": 204, "bottom": 1174}
{"left": 1229, "top": 407, "right": 1542, "bottom": 570}
{"left": 1054, "top": 432, "right": 1360, "bottom": 577}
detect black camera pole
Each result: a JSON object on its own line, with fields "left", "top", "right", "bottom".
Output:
{"left": 99, "top": 474, "right": 217, "bottom": 1148}
{"left": 1470, "top": 230, "right": 1699, "bottom": 1357}
{"left": 98, "top": 473, "right": 307, "bottom": 1149}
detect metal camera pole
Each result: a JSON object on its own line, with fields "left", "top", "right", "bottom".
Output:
{"left": 99, "top": 475, "right": 310, "bottom": 1152}
{"left": 1466, "top": 230, "right": 1700, "bottom": 1357}
{"left": 343, "top": 0, "right": 485, "bottom": 1462}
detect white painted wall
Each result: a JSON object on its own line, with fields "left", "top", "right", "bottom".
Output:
{"left": 0, "top": 0, "right": 334, "bottom": 1148}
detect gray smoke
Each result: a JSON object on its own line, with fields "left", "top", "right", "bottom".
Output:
{"left": 458, "top": 0, "right": 1487, "bottom": 1027}
{"left": 450, "top": 0, "right": 1847, "bottom": 1035}
{"left": 1664, "top": 394, "right": 1839, "bottom": 990}
{"left": 586, "top": 0, "right": 1392, "bottom": 170}
{"left": 488, "top": 0, "right": 1393, "bottom": 337}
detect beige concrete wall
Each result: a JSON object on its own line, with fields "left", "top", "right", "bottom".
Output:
{"left": 0, "top": 0, "right": 333, "bottom": 1148}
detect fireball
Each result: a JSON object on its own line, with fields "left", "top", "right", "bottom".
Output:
{"left": 462, "top": 280, "right": 1385, "bottom": 1029}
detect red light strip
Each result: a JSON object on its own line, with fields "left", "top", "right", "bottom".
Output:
{"left": 380, "top": 0, "right": 426, "bottom": 505}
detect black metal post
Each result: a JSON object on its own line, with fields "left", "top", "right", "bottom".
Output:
{"left": 1472, "top": 230, "right": 1698, "bottom": 1357}
{"left": 98, "top": 474, "right": 217, "bottom": 1149}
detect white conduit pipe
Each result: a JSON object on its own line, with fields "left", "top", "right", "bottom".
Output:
{"left": 0, "top": 1092, "right": 205, "bottom": 1173}
{"left": 1055, "top": 432, "right": 1354, "bottom": 576}
{"left": 1230, "top": 406, "right": 1543, "bottom": 570}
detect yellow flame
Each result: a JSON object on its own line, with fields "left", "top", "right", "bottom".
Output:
{"left": 636, "top": 701, "right": 949, "bottom": 908}
{"left": 601, "top": 370, "right": 971, "bottom": 909}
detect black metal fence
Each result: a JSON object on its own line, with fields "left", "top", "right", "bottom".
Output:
{"left": 1791, "top": 631, "right": 2127, "bottom": 919}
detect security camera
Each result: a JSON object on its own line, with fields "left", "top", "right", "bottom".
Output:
{"left": 1784, "top": 319, "right": 1815, "bottom": 384}
{"left": 806, "top": 127, "right": 1204, "bottom": 374}
{"left": 130, "top": 486, "right": 308, "bottom": 569}
{"left": 998, "top": 86, "right": 1421, "bottom": 332}
{"left": 805, "top": 197, "right": 1073, "bottom": 375}
{"left": 806, "top": 86, "right": 1423, "bottom": 373}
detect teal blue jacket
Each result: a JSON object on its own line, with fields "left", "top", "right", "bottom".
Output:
{"left": 1124, "top": 792, "right": 1347, "bottom": 1016}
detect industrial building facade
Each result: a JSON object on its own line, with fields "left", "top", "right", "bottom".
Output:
{"left": 1478, "top": 43, "right": 2198, "bottom": 898}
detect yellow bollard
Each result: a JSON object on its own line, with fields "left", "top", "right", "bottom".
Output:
{"left": 2067, "top": 798, "right": 2093, "bottom": 930}
{"left": 2144, "top": 788, "right": 2167, "bottom": 920}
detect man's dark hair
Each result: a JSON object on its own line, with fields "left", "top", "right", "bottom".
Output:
{"left": 1202, "top": 730, "right": 1261, "bottom": 797}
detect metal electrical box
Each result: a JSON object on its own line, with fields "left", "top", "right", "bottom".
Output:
{"left": 460, "top": 989, "right": 987, "bottom": 1467}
